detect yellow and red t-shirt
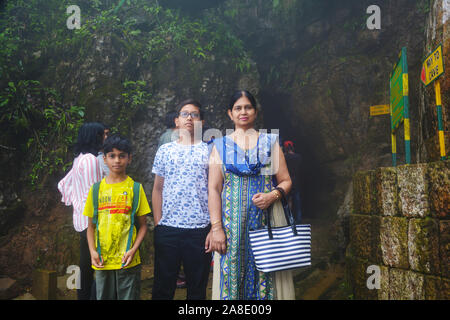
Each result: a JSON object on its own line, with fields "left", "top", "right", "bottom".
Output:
{"left": 83, "top": 176, "right": 150, "bottom": 270}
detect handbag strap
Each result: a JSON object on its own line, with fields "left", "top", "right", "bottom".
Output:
{"left": 265, "top": 207, "right": 274, "bottom": 239}
{"left": 266, "top": 187, "right": 298, "bottom": 239}
{"left": 275, "top": 187, "right": 296, "bottom": 226}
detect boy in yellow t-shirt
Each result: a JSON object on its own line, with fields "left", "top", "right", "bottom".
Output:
{"left": 83, "top": 134, "right": 150, "bottom": 300}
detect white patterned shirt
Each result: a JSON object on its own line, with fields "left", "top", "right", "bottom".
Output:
{"left": 152, "top": 141, "right": 210, "bottom": 229}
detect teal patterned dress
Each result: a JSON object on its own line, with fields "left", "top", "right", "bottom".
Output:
{"left": 213, "top": 133, "right": 277, "bottom": 300}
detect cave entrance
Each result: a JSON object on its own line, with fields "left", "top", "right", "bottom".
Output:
{"left": 259, "top": 91, "right": 331, "bottom": 221}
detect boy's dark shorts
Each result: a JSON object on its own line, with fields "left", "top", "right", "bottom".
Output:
{"left": 95, "top": 264, "right": 141, "bottom": 300}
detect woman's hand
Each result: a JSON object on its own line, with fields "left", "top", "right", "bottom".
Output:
{"left": 207, "top": 146, "right": 227, "bottom": 255}
{"left": 252, "top": 191, "right": 277, "bottom": 210}
{"left": 206, "top": 227, "right": 227, "bottom": 255}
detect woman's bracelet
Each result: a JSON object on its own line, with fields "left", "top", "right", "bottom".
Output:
{"left": 271, "top": 189, "right": 281, "bottom": 201}
{"left": 211, "top": 220, "right": 221, "bottom": 226}
{"left": 275, "top": 186, "right": 286, "bottom": 198}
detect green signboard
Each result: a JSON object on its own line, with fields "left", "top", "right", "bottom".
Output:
{"left": 390, "top": 49, "right": 408, "bottom": 132}
{"left": 389, "top": 47, "right": 411, "bottom": 165}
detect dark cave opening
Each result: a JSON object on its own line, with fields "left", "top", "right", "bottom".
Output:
{"left": 259, "top": 91, "right": 335, "bottom": 221}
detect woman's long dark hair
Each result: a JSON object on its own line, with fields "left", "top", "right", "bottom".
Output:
{"left": 73, "top": 122, "right": 105, "bottom": 156}
{"left": 228, "top": 90, "right": 257, "bottom": 110}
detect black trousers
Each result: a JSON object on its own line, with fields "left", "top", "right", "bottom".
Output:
{"left": 152, "top": 225, "right": 211, "bottom": 300}
{"left": 78, "top": 229, "right": 96, "bottom": 300}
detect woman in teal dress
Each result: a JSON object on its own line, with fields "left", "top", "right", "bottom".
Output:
{"left": 207, "top": 90, "right": 292, "bottom": 300}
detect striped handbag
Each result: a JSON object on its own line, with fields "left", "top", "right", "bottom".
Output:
{"left": 249, "top": 188, "right": 311, "bottom": 273}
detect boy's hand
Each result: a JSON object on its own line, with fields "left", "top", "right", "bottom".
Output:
{"left": 91, "top": 250, "right": 104, "bottom": 268}
{"left": 121, "top": 248, "right": 136, "bottom": 268}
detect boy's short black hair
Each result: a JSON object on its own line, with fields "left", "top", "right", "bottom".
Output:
{"left": 176, "top": 99, "right": 204, "bottom": 120}
{"left": 103, "top": 134, "right": 132, "bottom": 155}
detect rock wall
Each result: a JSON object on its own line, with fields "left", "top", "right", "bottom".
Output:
{"left": 346, "top": 160, "right": 449, "bottom": 299}
{"left": 223, "top": 0, "right": 430, "bottom": 218}
{"left": 0, "top": 0, "right": 445, "bottom": 291}
{"left": 418, "top": 0, "right": 450, "bottom": 162}
{"left": 0, "top": 1, "right": 261, "bottom": 280}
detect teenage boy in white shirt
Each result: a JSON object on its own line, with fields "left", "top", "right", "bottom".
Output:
{"left": 151, "top": 99, "right": 211, "bottom": 300}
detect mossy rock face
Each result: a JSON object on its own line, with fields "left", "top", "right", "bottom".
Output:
{"left": 0, "top": 199, "right": 25, "bottom": 237}
{"left": 389, "top": 268, "right": 425, "bottom": 300}
{"left": 352, "top": 170, "right": 377, "bottom": 215}
{"left": 345, "top": 255, "right": 375, "bottom": 300}
{"left": 408, "top": 218, "right": 440, "bottom": 275}
{"left": 379, "top": 265, "right": 390, "bottom": 300}
{"left": 380, "top": 217, "right": 409, "bottom": 269}
{"left": 439, "top": 220, "right": 450, "bottom": 278}
{"left": 347, "top": 214, "right": 381, "bottom": 264}
{"left": 348, "top": 214, "right": 372, "bottom": 261}
{"left": 441, "top": 278, "right": 450, "bottom": 300}
{"left": 371, "top": 216, "right": 382, "bottom": 264}
{"left": 375, "top": 167, "right": 399, "bottom": 217}
{"left": 52, "top": 224, "right": 80, "bottom": 275}
{"left": 427, "top": 160, "right": 450, "bottom": 219}
{"left": 397, "top": 164, "right": 430, "bottom": 218}
{"left": 345, "top": 254, "right": 388, "bottom": 300}
{"left": 423, "top": 275, "right": 445, "bottom": 300}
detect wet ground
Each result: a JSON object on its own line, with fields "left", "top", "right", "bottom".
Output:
{"left": 13, "top": 218, "right": 351, "bottom": 300}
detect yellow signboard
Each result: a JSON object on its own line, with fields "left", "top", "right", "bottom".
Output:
{"left": 421, "top": 44, "right": 447, "bottom": 160}
{"left": 370, "top": 105, "right": 390, "bottom": 116}
{"left": 421, "top": 44, "right": 444, "bottom": 86}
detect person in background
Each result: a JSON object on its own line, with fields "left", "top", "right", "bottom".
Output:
{"left": 157, "top": 111, "right": 179, "bottom": 148}
{"left": 97, "top": 124, "right": 111, "bottom": 177}
{"left": 57, "top": 122, "right": 105, "bottom": 300}
{"left": 283, "top": 140, "right": 303, "bottom": 223}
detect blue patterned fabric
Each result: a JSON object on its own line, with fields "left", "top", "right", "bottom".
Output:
{"left": 212, "top": 133, "right": 278, "bottom": 300}
{"left": 214, "top": 133, "right": 276, "bottom": 177}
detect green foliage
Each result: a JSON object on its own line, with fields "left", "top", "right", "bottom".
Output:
{"left": 0, "top": 80, "right": 85, "bottom": 186}
{"left": 273, "top": 0, "right": 281, "bottom": 9}
{"left": 339, "top": 280, "right": 354, "bottom": 300}
{"left": 0, "top": 27, "right": 21, "bottom": 80}
{"left": 1, "top": 0, "right": 253, "bottom": 81}
{"left": 114, "top": 80, "right": 152, "bottom": 136}
{"left": 416, "top": 0, "right": 431, "bottom": 14}
{"left": 141, "top": 3, "right": 251, "bottom": 72}
{"left": 0, "top": 0, "right": 253, "bottom": 187}
{"left": 343, "top": 13, "right": 367, "bottom": 32}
